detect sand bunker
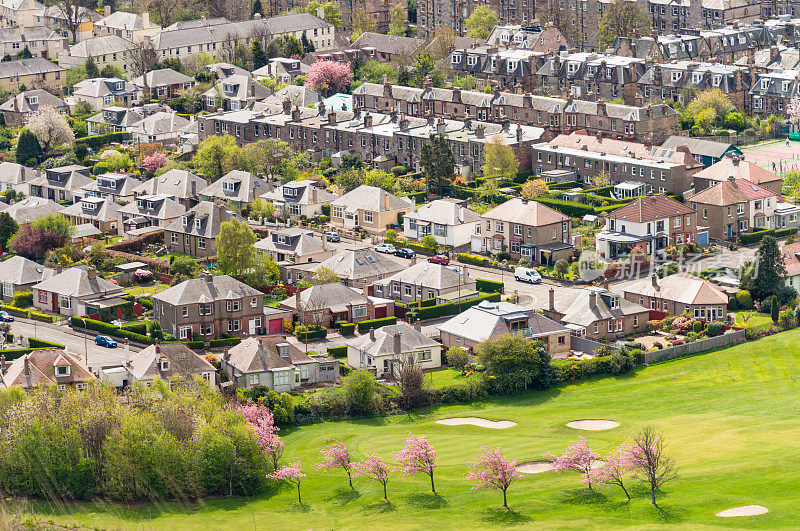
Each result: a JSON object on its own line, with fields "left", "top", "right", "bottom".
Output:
{"left": 435, "top": 417, "right": 517, "bottom": 429}
{"left": 515, "top": 461, "right": 554, "bottom": 474}
{"left": 566, "top": 419, "right": 620, "bottom": 431}
{"left": 716, "top": 505, "right": 769, "bottom": 517}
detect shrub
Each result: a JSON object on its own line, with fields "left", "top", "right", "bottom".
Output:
{"left": 779, "top": 309, "right": 795, "bottom": 330}
{"left": 475, "top": 278, "right": 503, "bottom": 294}
{"left": 457, "top": 253, "right": 488, "bottom": 266}
{"left": 326, "top": 345, "right": 347, "bottom": 358}
{"left": 356, "top": 316, "right": 397, "bottom": 332}
{"left": 27, "top": 338, "right": 66, "bottom": 349}
{"left": 1, "top": 305, "right": 29, "bottom": 317}
{"left": 294, "top": 324, "right": 327, "bottom": 340}
{"left": 121, "top": 322, "right": 148, "bottom": 335}
{"left": 609, "top": 351, "right": 634, "bottom": 375}
{"left": 209, "top": 337, "right": 241, "bottom": 348}
{"left": 692, "top": 320, "right": 704, "bottom": 333}
{"left": 445, "top": 346, "right": 469, "bottom": 368}
{"left": 736, "top": 290, "right": 753, "bottom": 310}
{"left": 339, "top": 322, "right": 355, "bottom": 336}
{"left": 707, "top": 321, "right": 725, "bottom": 337}
{"left": 11, "top": 291, "right": 32, "bottom": 308}
{"left": 185, "top": 340, "right": 205, "bottom": 349}
{"left": 342, "top": 369, "right": 378, "bottom": 416}
{"left": 408, "top": 292, "right": 501, "bottom": 321}
{"left": 429, "top": 379, "right": 487, "bottom": 404}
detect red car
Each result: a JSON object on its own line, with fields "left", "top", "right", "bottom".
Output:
{"left": 427, "top": 254, "right": 450, "bottom": 265}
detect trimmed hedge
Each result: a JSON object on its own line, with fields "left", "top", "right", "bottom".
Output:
{"left": 339, "top": 322, "right": 355, "bottom": 336}
{"left": 69, "top": 317, "right": 155, "bottom": 345}
{"left": 776, "top": 227, "right": 799, "bottom": 238}
{"left": 185, "top": 340, "right": 205, "bottom": 349}
{"left": 457, "top": 253, "right": 488, "bottom": 266}
{"left": 27, "top": 338, "right": 66, "bottom": 349}
{"left": 401, "top": 191, "right": 426, "bottom": 203}
{"left": 420, "top": 297, "right": 436, "bottom": 307}
{"left": 740, "top": 229, "right": 773, "bottom": 246}
{"left": 295, "top": 325, "right": 328, "bottom": 340}
{"left": 75, "top": 132, "right": 127, "bottom": 150}
{"left": 532, "top": 197, "right": 596, "bottom": 217}
{"left": 385, "top": 238, "right": 438, "bottom": 255}
{"left": 29, "top": 311, "right": 59, "bottom": 323}
{"left": 356, "top": 316, "right": 398, "bottom": 332}
{"left": 408, "top": 292, "right": 500, "bottom": 321}
{"left": 209, "top": 337, "right": 241, "bottom": 348}
{"left": 1, "top": 305, "right": 29, "bottom": 317}
{"left": 121, "top": 322, "right": 148, "bottom": 335}
{"left": 476, "top": 278, "right": 503, "bottom": 294}
{"left": 326, "top": 345, "right": 347, "bottom": 359}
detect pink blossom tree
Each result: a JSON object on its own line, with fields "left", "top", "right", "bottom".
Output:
{"left": 354, "top": 453, "right": 392, "bottom": 500}
{"left": 237, "top": 403, "right": 284, "bottom": 469}
{"left": 315, "top": 438, "right": 355, "bottom": 488}
{"left": 392, "top": 434, "right": 439, "bottom": 494}
{"left": 586, "top": 439, "right": 635, "bottom": 499}
{"left": 465, "top": 447, "right": 522, "bottom": 509}
{"left": 306, "top": 60, "right": 354, "bottom": 96}
{"left": 549, "top": 436, "right": 601, "bottom": 490}
{"left": 268, "top": 458, "right": 306, "bottom": 504}
{"left": 141, "top": 152, "right": 168, "bottom": 173}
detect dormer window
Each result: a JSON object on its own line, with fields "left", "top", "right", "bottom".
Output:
{"left": 222, "top": 83, "right": 236, "bottom": 93}
{"left": 160, "top": 359, "right": 170, "bottom": 371}
{"left": 761, "top": 78, "right": 768, "bottom": 90}
{"left": 567, "top": 62, "right": 578, "bottom": 74}
{"left": 195, "top": 218, "right": 202, "bottom": 229}
{"left": 55, "top": 365, "right": 70, "bottom": 377}
{"left": 137, "top": 199, "right": 145, "bottom": 208}
{"left": 28, "top": 95, "right": 38, "bottom": 105}
{"left": 671, "top": 71, "right": 682, "bottom": 82}
{"left": 146, "top": 201, "right": 155, "bottom": 210}
{"left": 712, "top": 75, "right": 721, "bottom": 86}
{"left": 182, "top": 215, "right": 189, "bottom": 226}
{"left": 783, "top": 81, "right": 790, "bottom": 92}
{"left": 610, "top": 295, "right": 620, "bottom": 309}
{"left": 81, "top": 201, "right": 93, "bottom": 209}
{"left": 451, "top": 53, "right": 462, "bottom": 64}
{"left": 692, "top": 73, "right": 702, "bottom": 84}
{"left": 222, "top": 181, "right": 235, "bottom": 191}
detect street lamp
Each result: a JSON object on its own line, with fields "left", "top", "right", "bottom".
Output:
{"left": 83, "top": 318, "right": 89, "bottom": 372}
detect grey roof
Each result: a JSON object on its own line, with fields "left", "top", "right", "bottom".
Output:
{"left": 315, "top": 248, "right": 404, "bottom": 281}
{"left": 262, "top": 84, "right": 319, "bottom": 107}
{"left": 28, "top": 168, "right": 92, "bottom": 192}
{"left": 351, "top": 32, "right": 424, "bottom": 55}
{"left": 0, "top": 196, "right": 64, "bottom": 223}
{"left": 199, "top": 170, "right": 270, "bottom": 203}
{"left": 661, "top": 136, "right": 740, "bottom": 158}
{"left": 61, "top": 196, "right": 121, "bottom": 221}
{"left": 128, "top": 112, "right": 191, "bottom": 136}
{"left": 0, "top": 255, "right": 54, "bottom": 286}
{"left": 72, "top": 77, "right": 138, "bottom": 98}
{"left": 126, "top": 343, "right": 215, "bottom": 382}
{"left": 373, "top": 262, "right": 471, "bottom": 291}
{"left": 225, "top": 336, "right": 315, "bottom": 374}
{"left": 438, "top": 300, "right": 568, "bottom": 343}
{"left": 163, "top": 200, "right": 244, "bottom": 238}
{"left": 153, "top": 274, "right": 262, "bottom": 306}
{"left": 133, "top": 169, "right": 207, "bottom": 200}
{"left": 254, "top": 229, "right": 328, "bottom": 256}
{"left": 405, "top": 199, "right": 480, "bottom": 226}
{"left": 204, "top": 74, "right": 272, "bottom": 104}
{"left": 279, "top": 282, "right": 371, "bottom": 311}
{"left": 132, "top": 68, "right": 193, "bottom": 89}
{"left": 0, "top": 89, "right": 67, "bottom": 115}
{"left": 81, "top": 173, "right": 139, "bottom": 197}
{"left": 260, "top": 179, "right": 335, "bottom": 206}
{"left": 330, "top": 185, "right": 412, "bottom": 212}
{"left": 95, "top": 10, "right": 160, "bottom": 31}
{"left": 347, "top": 323, "right": 438, "bottom": 356}
{"left": 0, "top": 162, "right": 38, "bottom": 186}
{"left": 551, "top": 287, "right": 647, "bottom": 327}
{"left": 0, "top": 58, "right": 63, "bottom": 79}
{"left": 69, "top": 35, "right": 135, "bottom": 58}
{"left": 118, "top": 194, "right": 186, "bottom": 220}
{"left": 0, "top": 26, "right": 62, "bottom": 44}
{"left": 72, "top": 223, "right": 102, "bottom": 238}
{"left": 33, "top": 266, "right": 121, "bottom": 297}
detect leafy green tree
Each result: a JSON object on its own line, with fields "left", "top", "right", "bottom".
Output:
{"left": 554, "top": 258, "right": 569, "bottom": 278}
{"left": 477, "top": 334, "right": 552, "bottom": 394}
{"left": 350, "top": 4, "right": 377, "bottom": 40}
{"left": 240, "top": 138, "right": 293, "bottom": 179}
{"left": 84, "top": 57, "right": 99, "bottom": 78}
{"left": 343, "top": 369, "right": 378, "bottom": 415}
{"left": 306, "top": 0, "right": 342, "bottom": 29}
{"left": 251, "top": 41, "right": 268, "bottom": 70}
{"left": 421, "top": 235, "right": 438, "bottom": 250}
{"left": 723, "top": 112, "right": 747, "bottom": 131}
{"left": 170, "top": 255, "right": 199, "bottom": 277}
{"left": 695, "top": 108, "right": 715, "bottom": 133}
{"left": 363, "top": 168, "right": 399, "bottom": 194}
{"left": 409, "top": 52, "right": 441, "bottom": 88}
{"left": 388, "top": 2, "right": 408, "bottom": 35}
{"left": 686, "top": 88, "right": 735, "bottom": 124}
{"left": 597, "top": 0, "right": 650, "bottom": 51}
{"left": 248, "top": 199, "right": 277, "bottom": 222}
{"left": 421, "top": 133, "right": 455, "bottom": 197}
{"left": 311, "top": 266, "right": 341, "bottom": 285}
{"left": 0, "top": 211, "right": 17, "bottom": 251}
{"left": 252, "top": 0, "right": 263, "bottom": 16}
{"left": 752, "top": 235, "right": 786, "bottom": 302}
{"left": 339, "top": 153, "right": 365, "bottom": 172}
{"left": 192, "top": 134, "right": 241, "bottom": 181}
{"left": 32, "top": 214, "right": 74, "bottom": 241}
{"left": 100, "top": 64, "right": 127, "bottom": 80}
{"left": 15, "top": 129, "right": 41, "bottom": 166}
{"left": 217, "top": 218, "right": 258, "bottom": 278}
{"left": 482, "top": 135, "right": 518, "bottom": 181}
{"left": 466, "top": 6, "right": 498, "bottom": 39}
{"left": 477, "top": 177, "right": 499, "bottom": 201}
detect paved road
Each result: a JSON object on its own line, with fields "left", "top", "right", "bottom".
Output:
{"left": 3, "top": 318, "right": 142, "bottom": 372}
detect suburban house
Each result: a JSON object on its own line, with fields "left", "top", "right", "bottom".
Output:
{"left": 152, "top": 273, "right": 265, "bottom": 340}
{"left": 0, "top": 58, "right": 65, "bottom": 93}
{"left": 775, "top": 202, "right": 800, "bottom": 231}
{"left": 133, "top": 169, "right": 207, "bottom": 208}
{"left": 692, "top": 157, "right": 782, "bottom": 195}
{"left": 71, "top": 77, "right": 141, "bottom": 111}
{"left": 661, "top": 136, "right": 743, "bottom": 168}
{"left": 438, "top": 300, "right": 571, "bottom": 357}
{"left": 163, "top": 201, "right": 244, "bottom": 258}
{"left": 198, "top": 170, "right": 270, "bottom": 208}
{"left": 60, "top": 196, "right": 120, "bottom": 234}
{"left": 0, "top": 349, "right": 95, "bottom": 390}
{"left": 278, "top": 282, "right": 395, "bottom": 326}
{"left": 27, "top": 165, "right": 91, "bottom": 202}
{"left": 346, "top": 323, "right": 442, "bottom": 379}
{"left": 0, "top": 161, "right": 38, "bottom": 193}
{"left": 0, "top": 196, "right": 64, "bottom": 223}
{"left": 259, "top": 179, "right": 336, "bottom": 219}
{"left": 254, "top": 227, "right": 335, "bottom": 263}
{"left": 221, "top": 336, "right": 339, "bottom": 392}
{"left": 596, "top": 194, "right": 700, "bottom": 260}
{"left": 117, "top": 194, "right": 186, "bottom": 234}
{"left": 478, "top": 197, "right": 572, "bottom": 264}
{"left": 372, "top": 261, "right": 476, "bottom": 303}
{"left": 103, "top": 342, "right": 216, "bottom": 389}
{"left": 32, "top": 266, "right": 126, "bottom": 317}
{"left": 61, "top": 35, "right": 137, "bottom": 73}
{"left": 689, "top": 177, "right": 779, "bottom": 241}
{"left": 0, "top": 0, "right": 46, "bottom": 30}
{"left": 403, "top": 199, "right": 480, "bottom": 248}
{"left": 0, "top": 256, "right": 54, "bottom": 302}
{"left": 283, "top": 248, "right": 404, "bottom": 287}
{"left": 253, "top": 57, "right": 308, "bottom": 83}
{"left": 618, "top": 272, "right": 729, "bottom": 321}
{"left": 202, "top": 74, "right": 272, "bottom": 112}
{"left": 128, "top": 112, "right": 192, "bottom": 145}
{"left": 79, "top": 172, "right": 139, "bottom": 203}
{"left": 86, "top": 105, "right": 143, "bottom": 135}
{"left": 93, "top": 9, "right": 160, "bottom": 42}
{"left": 0, "top": 89, "right": 68, "bottom": 126}
{"left": 132, "top": 67, "right": 194, "bottom": 100}
{"left": 329, "top": 185, "right": 413, "bottom": 232}
{"left": 782, "top": 241, "right": 800, "bottom": 291}
{"left": 37, "top": 5, "right": 100, "bottom": 42}
{"left": 540, "top": 286, "right": 649, "bottom": 341}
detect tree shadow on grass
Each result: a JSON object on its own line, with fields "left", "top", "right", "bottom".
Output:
{"left": 361, "top": 499, "right": 396, "bottom": 514}
{"left": 557, "top": 488, "right": 610, "bottom": 506}
{"left": 280, "top": 502, "right": 311, "bottom": 514}
{"left": 325, "top": 487, "right": 361, "bottom": 506}
{"left": 478, "top": 507, "right": 531, "bottom": 526}
{"left": 652, "top": 503, "right": 686, "bottom": 524}
{"left": 403, "top": 492, "right": 448, "bottom": 509}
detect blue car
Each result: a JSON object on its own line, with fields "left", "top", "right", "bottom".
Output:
{"left": 95, "top": 335, "right": 118, "bottom": 348}
{"left": 0, "top": 311, "right": 14, "bottom": 322}
{"left": 395, "top": 247, "right": 415, "bottom": 259}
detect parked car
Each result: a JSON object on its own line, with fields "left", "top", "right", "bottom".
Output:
{"left": 395, "top": 247, "right": 415, "bottom": 259}
{"left": 95, "top": 335, "right": 118, "bottom": 348}
{"left": 514, "top": 266, "right": 542, "bottom": 284}
{"left": 325, "top": 231, "right": 340, "bottom": 242}
{"left": 428, "top": 254, "right": 450, "bottom": 265}
{"left": 375, "top": 243, "right": 396, "bottom": 254}
{"left": 0, "top": 311, "right": 13, "bottom": 322}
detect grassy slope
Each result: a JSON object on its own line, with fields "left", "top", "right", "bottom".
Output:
{"left": 16, "top": 329, "right": 800, "bottom": 530}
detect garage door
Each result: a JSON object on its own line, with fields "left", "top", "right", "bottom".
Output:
{"left": 269, "top": 318, "right": 283, "bottom": 334}
{"left": 374, "top": 305, "right": 387, "bottom": 318}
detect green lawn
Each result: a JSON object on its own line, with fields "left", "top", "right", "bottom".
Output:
{"left": 733, "top": 311, "right": 773, "bottom": 328}
{"left": 123, "top": 282, "right": 170, "bottom": 297}
{"left": 425, "top": 367, "right": 478, "bottom": 388}
{"left": 14, "top": 329, "right": 800, "bottom": 529}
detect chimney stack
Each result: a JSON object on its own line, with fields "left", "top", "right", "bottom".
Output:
{"left": 291, "top": 105, "right": 300, "bottom": 121}
{"left": 588, "top": 291, "right": 597, "bottom": 309}
{"left": 103, "top": 4, "right": 111, "bottom": 17}
{"left": 142, "top": 11, "right": 149, "bottom": 28}
{"left": 282, "top": 97, "right": 291, "bottom": 114}
{"left": 393, "top": 331, "right": 401, "bottom": 356}
{"left": 651, "top": 273, "right": 659, "bottom": 288}
{"left": 87, "top": 267, "right": 97, "bottom": 280}
{"left": 548, "top": 287, "right": 555, "bottom": 311}
{"left": 369, "top": 327, "right": 375, "bottom": 341}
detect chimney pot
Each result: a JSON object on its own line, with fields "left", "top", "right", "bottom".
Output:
{"left": 369, "top": 327, "right": 375, "bottom": 341}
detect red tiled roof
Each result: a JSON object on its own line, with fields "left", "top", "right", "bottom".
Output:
{"left": 548, "top": 131, "right": 702, "bottom": 168}
{"left": 609, "top": 194, "right": 695, "bottom": 223}
{"left": 691, "top": 178, "right": 776, "bottom": 206}
{"left": 694, "top": 158, "right": 781, "bottom": 185}
{"left": 783, "top": 242, "right": 800, "bottom": 278}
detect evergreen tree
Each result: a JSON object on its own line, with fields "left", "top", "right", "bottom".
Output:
{"left": 15, "top": 130, "right": 42, "bottom": 166}
{"left": 251, "top": 40, "right": 268, "bottom": 69}
{"left": 420, "top": 133, "right": 455, "bottom": 198}
{"left": 301, "top": 33, "right": 315, "bottom": 55}
{"left": 16, "top": 46, "right": 32, "bottom": 59}
{"left": 0, "top": 211, "right": 17, "bottom": 251}
{"left": 753, "top": 235, "right": 786, "bottom": 302}
{"left": 84, "top": 57, "right": 99, "bottom": 78}
{"left": 251, "top": 0, "right": 264, "bottom": 16}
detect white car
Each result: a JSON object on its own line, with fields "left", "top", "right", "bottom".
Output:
{"left": 514, "top": 266, "right": 542, "bottom": 284}
{"left": 375, "top": 243, "right": 396, "bottom": 254}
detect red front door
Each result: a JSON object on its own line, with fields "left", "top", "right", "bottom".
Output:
{"left": 51, "top": 293, "right": 58, "bottom": 311}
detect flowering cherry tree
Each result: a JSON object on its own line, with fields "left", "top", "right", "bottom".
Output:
{"left": 549, "top": 436, "right": 601, "bottom": 490}
{"left": 465, "top": 446, "right": 522, "bottom": 509}
{"left": 306, "top": 60, "right": 354, "bottom": 96}
{"left": 355, "top": 453, "right": 392, "bottom": 500}
{"left": 586, "top": 439, "right": 635, "bottom": 499}
{"left": 238, "top": 403, "right": 284, "bottom": 469}
{"left": 142, "top": 152, "right": 168, "bottom": 173}
{"left": 315, "top": 438, "right": 355, "bottom": 488}
{"left": 268, "top": 459, "right": 306, "bottom": 504}
{"left": 393, "top": 434, "right": 439, "bottom": 493}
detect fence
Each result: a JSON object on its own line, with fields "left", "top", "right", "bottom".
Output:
{"left": 570, "top": 336, "right": 611, "bottom": 354}
{"left": 690, "top": 133, "right": 783, "bottom": 147}
{"left": 643, "top": 329, "right": 745, "bottom": 364}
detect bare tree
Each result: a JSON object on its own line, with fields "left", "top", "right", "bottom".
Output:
{"left": 137, "top": 0, "right": 186, "bottom": 27}
{"left": 630, "top": 426, "right": 678, "bottom": 505}
{"left": 130, "top": 39, "right": 159, "bottom": 78}
{"left": 219, "top": 32, "right": 240, "bottom": 63}
{"left": 397, "top": 360, "right": 428, "bottom": 410}
{"left": 539, "top": 1, "right": 580, "bottom": 46}
{"left": 47, "top": 0, "right": 94, "bottom": 43}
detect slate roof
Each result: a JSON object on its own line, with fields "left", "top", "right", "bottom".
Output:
{"left": 554, "top": 288, "right": 647, "bottom": 327}
{"left": 153, "top": 274, "right": 262, "bottom": 306}
{"left": 438, "top": 300, "right": 567, "bottom": 343}
{"left": 373, "top": 262, "right": 471, "bottom": 291}
{"left": 347, "top": 323, "right": 438, "bottom": 356}
{"left": 661, "top": 136, "right": 740, "bottom": 159}
{"left": 133, "top": 68, "right": 193, "bottom": 88}
{"left": 117, "top": 194, "right": 186, "bottom": 220}
{"left": 279, "top": 282, "right": 372, "bottom": 311}
{"left": 0, "top": 349, "right": 95, "bottom": 389}
{"left": 351, "top": 32, "right": 424, "bottom": 55}
{"left": 225, "top": 336, "right": 315, "bottom": 374}
{"left": 133, "top": 169, "right": 207, "bottom": 200}
{"left": 0, "top": 58, "right": 63, "bottom": 79}
{"left": 0, "top": 89, "right": 67, "bottom": 114}
{"left": 405, "top": 199, "right": 480, "bottom": 226}
{"left": 163, "top": 200, "right": 244, "bottom": 238}
{"left": 0, "top": 161, "right": 38, "bottom": 186}
{"left": 316, "top": 248, "right": 404, "bottom": 281}
{"left": 126, "top": 343, "right": 215, "bottom": 382}
{"left": 128, "top": 111, "right": 191, "bottom": 136}
{"left": 69, "top": 35, "right": 135, "bottom": 57}
{"left": 61, "top": 196, "right": 120, "bottom": 221}
{"left": 0, "top": 255, "right": 54, "bottom": 285}
{"left": 619, "top": 272, "right": 729, "bottom": 306}
{"left": 262, "top": 84, "right": 319, "bottom": 107}
{"left": 254, "top": 229, "right": 328, "bottom": 256}
{"left": 260, "top": 179, "right": 335, "bottom": 206}
{"left": 0, "top": 196, "right": 64, "bottom": 223}
{"left": 199, "top": 170, "right": 270, "bottom": 203}
{"left": 95, "top": 10, "right": 160, "bottom": 30}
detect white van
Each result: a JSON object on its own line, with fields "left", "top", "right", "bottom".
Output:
{"left": 514, "top": 267, "right": 542, "bottom": 284}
